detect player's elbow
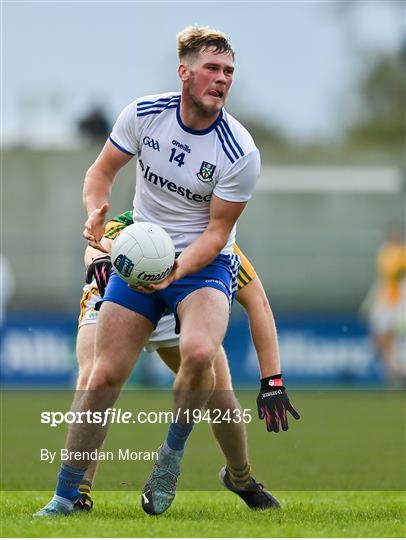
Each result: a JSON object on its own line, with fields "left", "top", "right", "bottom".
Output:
{"left": 207, "top": 228, "right": 230, "bottom": 254}
{"left": 256, "top": 288, "right": 272, "bottom": 313}
{"left": 84, "top": 163, "right": 114, "bottom": 192}
{"left": 84, "top": 162, "right": 100, "bottom": 183}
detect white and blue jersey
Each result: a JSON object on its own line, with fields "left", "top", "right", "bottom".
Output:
{"left": 109, "top": 91, "right": 260, "bottom": 254}
{"left": 103, "top": 91, "right": 258, "bottom": 325}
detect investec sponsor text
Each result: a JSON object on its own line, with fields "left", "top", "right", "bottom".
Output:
{"left": 139, "top": 159, "right": 212, "bottom": 202}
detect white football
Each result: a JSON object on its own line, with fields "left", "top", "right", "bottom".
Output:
{"left": 111, "top": 222, "right": 175, "bottom": 286}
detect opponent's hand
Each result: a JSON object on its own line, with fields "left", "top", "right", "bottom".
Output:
{"left": 256, "top": 374, "right": 300, "bottom": 433}
{"left": 130, "top": 260, "right": 181, "bottom": 293}
{"left": 86, "top": 255, "right": 112, "bottom": 297}
{"left": 83, "top": 203, "right": 109, "bottom": 252}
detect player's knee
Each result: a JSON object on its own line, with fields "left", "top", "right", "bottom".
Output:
{"left": 181, "top": 344, "right": 214, "bottom": 374}
{"left": 87, "top": 365, "right": 125, "bottom": 390}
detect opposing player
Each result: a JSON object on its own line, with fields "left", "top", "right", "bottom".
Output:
{"left": 74, "top": 212, "right": 299, "bottom": 510}
{"left": 35, "top": 25, "right": 290, "bottom": 517}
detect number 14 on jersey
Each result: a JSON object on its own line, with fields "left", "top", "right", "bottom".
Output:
{"left": 169, "top": 148, "right": 185, "bottom": 167}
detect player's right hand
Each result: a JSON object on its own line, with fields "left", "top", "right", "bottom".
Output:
{"left": 130, "top": 259, "right": 181, "bottom": 293}
{"left": 83, "top": 203, "right": 109, "bottom": 252}
{"left": 86, "top": 255, "right": 112, "bottom": 297}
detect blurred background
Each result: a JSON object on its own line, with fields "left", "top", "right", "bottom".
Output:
{"left": 1, "top": 1, "right": 405, "bottom": 387}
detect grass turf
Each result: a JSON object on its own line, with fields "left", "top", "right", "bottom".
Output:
{"left": 1, "top": 490, "right": 405, "bottom": 537}
{"left": 1, "top": 390, "right": 405, "bottom": 536}
{"left": 2, "top": 390, "right": 405, "bottom": 491}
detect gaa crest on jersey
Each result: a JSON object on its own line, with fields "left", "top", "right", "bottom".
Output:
{"left": 197, "top": 161, "right": 216, "bottom": 183}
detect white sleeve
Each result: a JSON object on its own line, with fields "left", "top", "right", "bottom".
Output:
{"left": 214, "top": 150, "right": 261, "bottom": 202}
{"left": 109, "top": 101, "right": 140, "bottom": 155}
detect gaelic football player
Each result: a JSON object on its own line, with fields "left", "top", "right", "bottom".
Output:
{"left": 364, "top": 228, "right": 406, "bottom": 384}
{"left": 35, "top": 25, "right": 297, "bottom": 517}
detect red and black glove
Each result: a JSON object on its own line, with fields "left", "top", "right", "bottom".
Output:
{"left": 85, "top": 255, "right": 112, "bottom": 297}
{"left": 256, "top": 374, "right": 300, "bottom": 432}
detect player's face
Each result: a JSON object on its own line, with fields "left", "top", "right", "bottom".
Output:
{"left": 184, "top": 48, "right": 235, "bottom": 115}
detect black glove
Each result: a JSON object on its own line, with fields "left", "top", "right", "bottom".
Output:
{"left": 256, "top": 374, "right": 300, "bottom": 433}
{"left": 85, "top": 255, "right": 112, "bottom": 297}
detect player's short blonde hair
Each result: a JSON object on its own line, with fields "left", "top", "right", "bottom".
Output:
{"left": 176, "top": 25, "right": 235, "bottom": 64}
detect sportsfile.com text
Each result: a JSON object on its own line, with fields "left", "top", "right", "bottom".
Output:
{"left": 40, "top": 408, "right": 253, "bottom": 427}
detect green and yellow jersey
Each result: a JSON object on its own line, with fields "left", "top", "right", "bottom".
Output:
{"left": 233, "top": 244, "right": 257, "bottom": 289}
{"left": 104, "top": 210, "right": 134, "bottom": 240}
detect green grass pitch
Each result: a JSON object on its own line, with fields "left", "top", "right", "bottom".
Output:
{"left": 1, "top": 490, "right": 405, "bottom": 537}
{"left": 1, "top": 389, "right": 405, "bottom": 536}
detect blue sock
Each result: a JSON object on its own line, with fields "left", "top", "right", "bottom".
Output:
{"left": 166, "top": 422, "right": 194, "bottom": 451}
{"left": 55, "top": 463, "right": 86, "bottom": 501}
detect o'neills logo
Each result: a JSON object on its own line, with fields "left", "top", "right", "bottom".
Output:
{"left": 137, "top": 266, "right": 172, "bottom": 282}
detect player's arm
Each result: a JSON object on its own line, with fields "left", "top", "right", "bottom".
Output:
{"left": 83, "top": 140, "right": 133, "bottom": 251}
{"left": 236, "top": 277, "right": 280, "bottom": 378}
{"left": 177, "top": 195, "right": 246, "bottom": 276}
{"left": 139, "top": 195, "right": 246, "bottom": 291}
{"left": 84, "top": 210, "right": 133, "bottom": 296}
{"left": 84, "top": 239, "right": 113, "bottom": 268}
{"left": 236, "top": 253, "right": 300, "bottom": 432}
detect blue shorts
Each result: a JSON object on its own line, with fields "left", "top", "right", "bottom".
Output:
{"left": 102, "top": 253, "right": 240, "bottom": 331}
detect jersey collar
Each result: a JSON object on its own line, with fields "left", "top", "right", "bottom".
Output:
{"left": 176, "top": 100, "right": 223, "bottom": 135}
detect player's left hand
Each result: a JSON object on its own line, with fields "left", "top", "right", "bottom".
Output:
{"left": 130, "top": 260, "right": 181, "bottom": 293}
{"left": 256, "top": 374, "right": 300, "bottom": 432}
